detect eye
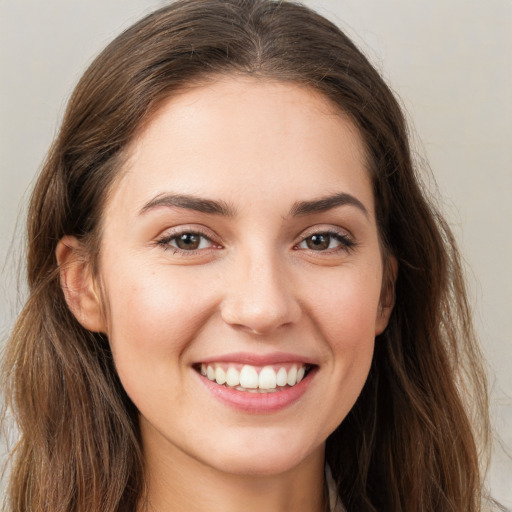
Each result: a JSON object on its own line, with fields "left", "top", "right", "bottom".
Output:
{"left": 157, "top": 231, "right": 216, "bottom": 252}
{"left": 296, "top": 231, "right": 355, "bottom": 252}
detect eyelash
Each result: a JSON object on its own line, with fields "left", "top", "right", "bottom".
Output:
{"left": 156, "top": 228, "right": 356, "bottom": 256}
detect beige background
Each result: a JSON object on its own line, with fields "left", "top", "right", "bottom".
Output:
{"left": 1, "top": 0, "right": 510, "bottom": 506}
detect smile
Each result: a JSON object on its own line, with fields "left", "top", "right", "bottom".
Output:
{"left": 197, "top": 363, "right": 311, "bottom": 393}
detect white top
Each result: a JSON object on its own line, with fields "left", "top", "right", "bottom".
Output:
{"left": 326, "top": 465, "right": 345, "bottom": 512}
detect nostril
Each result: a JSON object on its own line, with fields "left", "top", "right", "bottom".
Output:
{"left": 221, "top": 307, "right": 299, "bottom": 336}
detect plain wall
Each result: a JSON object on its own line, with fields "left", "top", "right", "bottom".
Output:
{"left": 1, "top": 0, "right": 511, "bottom": 506}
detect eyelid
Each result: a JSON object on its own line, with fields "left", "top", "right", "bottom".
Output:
{"left": 298, "top": 224, "right": 353, "bottom": 240}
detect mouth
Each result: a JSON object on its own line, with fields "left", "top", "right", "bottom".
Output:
{"left": 193, "top": 362, "right": 315, "bottom": 393}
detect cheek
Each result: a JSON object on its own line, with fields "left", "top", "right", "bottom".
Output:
{"left": 105, "top": 262, "right": 209, "bottom": 336}
{"left": 100, "top": 270, "right": 214, "bottom": 426}
{"left": 305, "top": 264, "right": 383, "bottom": 342}
{"left": 100, "top": 265, "right": 216, "bottom": 384}
{"left": 301, "top": 264, "right": 381, "bottom": 408}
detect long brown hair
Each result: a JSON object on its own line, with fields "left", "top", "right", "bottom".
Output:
{"left": 2, "top": 0, "right": 491, "bottom": 510}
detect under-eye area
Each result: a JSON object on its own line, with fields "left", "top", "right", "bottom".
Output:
{"left": 194, "top": 363, "right": 316, "bottom": 392}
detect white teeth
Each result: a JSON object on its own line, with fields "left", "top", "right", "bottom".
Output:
{"left": 226, "top": 367, "right": 240, "bottom": 387}
{"left": 276, "top": 367, "right": 287, "bottom": 387}
{"left": 287, "top": 365, "right": 297, "bottom": 386}
{"left": 258, "top": 366, "right": 277, "bottom": 389}
{"left": 202, "top": 363, "right": 309, "bottom": 391}
{"left": 239, "top": 365, "right": 259, "bottom": 388}
{"left": 215, "top": 366, "right": 226, "bottom": 385}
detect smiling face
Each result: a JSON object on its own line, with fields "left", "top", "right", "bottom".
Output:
{"left": 67, "top": 77, "right": 393, "bottom": 478}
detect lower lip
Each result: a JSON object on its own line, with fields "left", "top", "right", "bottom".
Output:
{"left": 196, "top": 369, "right": 315, "bottom": 413}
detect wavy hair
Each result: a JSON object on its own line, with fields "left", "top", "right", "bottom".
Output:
{"left": 2, "top": 0, "right": 490, "bottom": 510}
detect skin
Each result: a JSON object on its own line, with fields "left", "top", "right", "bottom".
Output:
{"left": 58, "top": 76, "right": 395, "bottom": 512}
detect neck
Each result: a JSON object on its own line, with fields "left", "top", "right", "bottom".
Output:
{"left": 137, "top": 421, "right": 327, "bottom": 512}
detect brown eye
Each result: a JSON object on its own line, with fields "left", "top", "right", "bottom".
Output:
{"left": 305, "top": 234, "right": 331, "bottom": 250}
{"left": 175, "top": 233, "right": 201, "bottom": 250}
{"left": 297, "top": 231, "right": 355, "bottom": 253}
{"left": 159, "top": 232, "right": 214, "bottom": 252}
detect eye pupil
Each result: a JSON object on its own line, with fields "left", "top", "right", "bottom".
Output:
{"left": 307, "top": 234, "right": 330, "bottom": 250}
{"left": 176, "top": 233, "right": 200, "bottom": 250}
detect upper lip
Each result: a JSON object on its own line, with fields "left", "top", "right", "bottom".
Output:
{"left": 196, "top": 352, "right": 318, "bottom": 366}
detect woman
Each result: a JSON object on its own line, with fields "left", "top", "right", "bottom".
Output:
{"left": 1, "top": 0, "right": 494, "bottom": 510}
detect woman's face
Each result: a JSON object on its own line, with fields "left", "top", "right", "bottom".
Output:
{"left": 90, "top": 77, "right": 392, "bottom": 476}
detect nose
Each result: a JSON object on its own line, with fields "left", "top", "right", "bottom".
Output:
{"left": 220, "top": 251, "right": 301, "bottom": 336}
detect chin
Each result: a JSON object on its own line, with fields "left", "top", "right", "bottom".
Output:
{"left": 199, "top": 429, "right": 323, "bottom": 477}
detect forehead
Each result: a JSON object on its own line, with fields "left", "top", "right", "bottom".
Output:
{"left": 107, "top": 77, "right": 373, "bottom": 219}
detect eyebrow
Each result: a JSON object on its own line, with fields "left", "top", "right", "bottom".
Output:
{"left": 139, "top": 193, "right": 237, "bottom": 217}
{"left": 289, "top": 192, "right": 369, "bottom": 218}
{"left": 139, "top": 191, "right": 368, "bottom": 218}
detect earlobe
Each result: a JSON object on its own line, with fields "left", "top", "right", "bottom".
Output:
{"left": 56, "top": 236, "right": 106, "bottom": 333}
{"left": 375, "top": 254, "right": 398, "bottom": 335}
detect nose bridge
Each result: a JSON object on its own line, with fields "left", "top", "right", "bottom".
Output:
{"left": 220, "top": 243, "right": 300, "bottom": 335}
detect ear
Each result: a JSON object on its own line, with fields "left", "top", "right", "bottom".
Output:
{"left": 56, "top": 236, "right": 106, "bottom": 333}
{"left": 375, "top": 254, "right": 398, "bottom": 335}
